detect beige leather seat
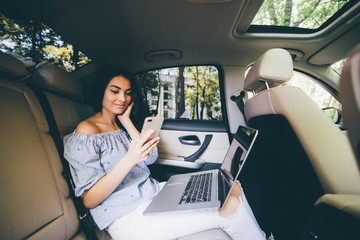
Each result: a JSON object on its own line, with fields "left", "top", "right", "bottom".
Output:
{"left": 308, "top": 44, "right": 360, "bottom": 240}
{"left": 240, "top": 48, "right": 360, "bottom": 239}
{"left": 0, "top": 51, "right": 30, "bottom": 80}
{"left": 0, "top": 52, "right": 84, "bottom": 239}
{"left": 28, "top": 63, "right": 94, "bottom": 139}
{"left": 340, "top": 44, "right": 360, "bottom": 167}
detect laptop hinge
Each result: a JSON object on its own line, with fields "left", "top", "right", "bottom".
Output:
{"left": 218, "top": 169, "right": 226, "bottom": 205}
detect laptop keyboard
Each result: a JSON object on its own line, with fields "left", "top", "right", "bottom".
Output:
{"left": 179, "top": 172, "right": 213, "bottom": 205}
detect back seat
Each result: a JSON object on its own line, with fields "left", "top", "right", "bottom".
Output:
{"left": 0, "top": 51, "right": 229, "bottom": 240}
{"left": 0, "top": 52, "right": 86, "bottom": 239}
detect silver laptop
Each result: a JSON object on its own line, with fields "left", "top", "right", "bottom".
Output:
{"left": 143, "top": 125, "right": 258, "bottom": 215}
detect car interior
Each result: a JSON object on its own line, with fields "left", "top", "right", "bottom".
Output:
{"left": 1, "top": 0, "right": 360, "bottom": 240}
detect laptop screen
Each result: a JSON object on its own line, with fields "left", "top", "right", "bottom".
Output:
{"left": 218, "top": 125, "right": 258, "bottom": 204}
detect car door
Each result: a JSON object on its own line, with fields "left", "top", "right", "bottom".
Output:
{"left": 135, "top": 65, "right": 231, "bottom": 181}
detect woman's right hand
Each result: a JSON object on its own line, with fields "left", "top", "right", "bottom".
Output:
{"left": 126, "top": 129, "right": 159, "bottom": 165}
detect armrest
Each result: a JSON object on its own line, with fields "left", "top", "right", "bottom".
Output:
{"left": 315, "top": 194, "right": 360, "bottom": 219}
{"left": 304, "top": 194, "right": 360, "bottom": 240}
{"left": 155, "top": 158, "right": 206, "bottom": 170}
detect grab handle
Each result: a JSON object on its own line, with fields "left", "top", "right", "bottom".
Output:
{"left": 184, "top": 135, "right": 213, "bottom": 162}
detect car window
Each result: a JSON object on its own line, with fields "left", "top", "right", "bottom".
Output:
{"left": 284, "top": 71, "right": 341, "bottom": 109}
{"left": 250, "top": 0, "right": 354, "bottom": 32}
{"left": 0, "top": 11, "right": 91, "bottom": 72}
{"left": 135, "top": 66, "right": 222, "bottom": 121}
{"left": 283, "top": 71, "right": 342, "bottom": 123}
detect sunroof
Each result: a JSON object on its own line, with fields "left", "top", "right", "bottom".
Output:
{"left": 249, "top": 0, "right": 356, "bottom": 33}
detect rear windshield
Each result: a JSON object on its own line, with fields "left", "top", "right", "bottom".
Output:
{"left": 0, "top": 11, "right": 91, "bottom": 72}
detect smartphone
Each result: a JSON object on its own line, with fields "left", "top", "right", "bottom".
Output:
{"left": 140, "top": 116, "right": 164, "bottom": 139}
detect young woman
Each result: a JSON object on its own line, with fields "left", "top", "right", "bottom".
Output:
{"left": 64, "top": 65, "right": 266, "bottom": 240}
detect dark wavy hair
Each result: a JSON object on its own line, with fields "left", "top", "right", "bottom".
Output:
{"left": 90, "top": 65, "right": 144, "bottom": 131}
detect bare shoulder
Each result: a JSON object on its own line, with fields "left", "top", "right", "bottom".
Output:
{"left": 75, "top": 118, "right": 101, "bottom": 135}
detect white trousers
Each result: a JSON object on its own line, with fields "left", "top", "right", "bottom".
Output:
{"left": 107, "top": 182, "right": 265, "bottom": 240}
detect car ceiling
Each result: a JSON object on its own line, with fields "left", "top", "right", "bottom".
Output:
{"left": 1, "top": 0, "right": 360, "bottom": 74}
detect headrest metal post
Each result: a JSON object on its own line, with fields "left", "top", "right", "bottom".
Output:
{"left": 265, "top": 81, "right": 270, "bottom": 90}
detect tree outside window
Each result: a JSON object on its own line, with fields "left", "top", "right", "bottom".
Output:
{"left": 135, "top": 66, "right": 222, "bottom": 120}
{"left": 0, "top": 12, "right": 91, "bottom": 72}
{"left": 252, "top": 0, "right": 350, "bottom": 29}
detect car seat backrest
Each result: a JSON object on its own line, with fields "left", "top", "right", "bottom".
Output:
{"left": 340, "top": 44, "right": 360, "bottom": 167}
{"left": 0, "top": 53, "right": 83, "bottom": 239}
{"left": 311, "top": 44, "right": 360, "bottom": 240}
{"left": 244, "top": 48, "right": 360, "bottom": 195}
{"left": 241, "top": 48, "right": 360, "bottom": 238}
{"left": 30, "top": 63, "right": 83, "bottom": 101}
{"left": 0, "top": 51, "right": 29, "bottom": 80}
{"left": 29, "top": 63, "right": 94, "bottom": 138}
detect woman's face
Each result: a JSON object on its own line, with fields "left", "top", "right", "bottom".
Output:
{"left": 102, "top": 75, "right": 132, "bottom": 115}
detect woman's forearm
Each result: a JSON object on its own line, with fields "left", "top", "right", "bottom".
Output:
{"left": 82, "top": 156, "right": 134, "bottom": 208}
{"left": 119, "top": 116, "right": 140, "bottom": 140}
{"left": 123, "top": 120, "right": 140, "bottom": 140}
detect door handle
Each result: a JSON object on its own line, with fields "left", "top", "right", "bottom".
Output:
{"left": 178, "top": 135, "right": 201, "bottom": 145}
{"left": 184, "top": 135, "right": 213, "bottom": 162}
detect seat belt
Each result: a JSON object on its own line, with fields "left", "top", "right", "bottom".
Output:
{"left": 231, "top": 90, "right": 247, "bottom": 124}
{"left": 30, "top": 86, "right": 97, "bottom": 240}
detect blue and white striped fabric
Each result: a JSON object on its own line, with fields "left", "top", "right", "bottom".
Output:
{"left": 64, "top": 129, "right": 158, "bottom": 230}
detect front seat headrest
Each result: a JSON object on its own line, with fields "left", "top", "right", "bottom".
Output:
{"left": 244, "top": 48, "right": 293, "bottom": 93}
{"left": 340, "top": 44, "right": 360, "bottom": 166}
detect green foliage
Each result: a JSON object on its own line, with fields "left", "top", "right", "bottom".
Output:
{"left": 284, "top": 71, "right": 342, "bottom": 110}
{"left": 0, "top": 12, "right": 91, "bottom": 71}
{"left": 135, "top": 70, "right": 164, "bottom": 116}
{"left": 184, "top": 66, "right": 221, "bottom": 120}
{"left": 135, "top": 66, "right": 222, "bottom": 120}
{"left": 253, "top": 0, "right": 349, "bottom": 28}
